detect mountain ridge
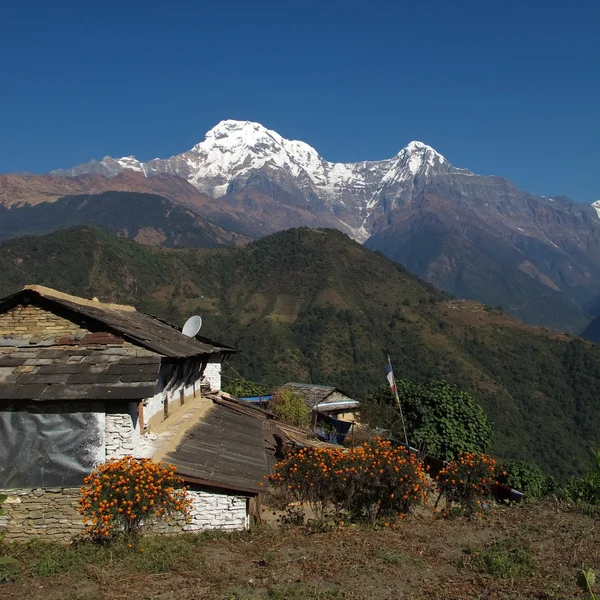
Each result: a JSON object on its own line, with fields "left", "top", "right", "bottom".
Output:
{"left": 5, "top": 120, "right": 600, "bottom": 331}
{"left": 0, "top": 225, "right": 598, "bottom": 479}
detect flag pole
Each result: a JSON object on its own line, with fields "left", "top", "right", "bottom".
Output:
{"left": 387, "top": 355, "right": 409, "bottom": 447}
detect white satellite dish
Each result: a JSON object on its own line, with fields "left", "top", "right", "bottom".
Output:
{"left": 182, "top": 315, "right": 202, "bottom": 337}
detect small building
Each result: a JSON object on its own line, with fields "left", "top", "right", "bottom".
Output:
{"left": 0, "top": 285, "right": 238, "bottom": 540}
{"left": 278, "top": 382, "right": 360, "bottom": 444}
{"left": 280, "top": 382, "right": 359, "bottom": 421}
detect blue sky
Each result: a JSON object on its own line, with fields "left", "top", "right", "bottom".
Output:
{"left": 1, "top": 0, "right": 598, "bottom": 201}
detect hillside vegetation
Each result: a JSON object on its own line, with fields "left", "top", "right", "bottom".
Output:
{"left": 0, "top": 226, "right": 599, "bottom": 479}
{"left": 0, "top": 191, "right": 248, "bottom": 248}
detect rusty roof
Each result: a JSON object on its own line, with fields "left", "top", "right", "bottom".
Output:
{"left": 0, "top": 287, "right": 235, "bottom": 359}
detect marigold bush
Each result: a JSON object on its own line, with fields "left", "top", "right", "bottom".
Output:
{"left": 78, "top": 456, "right": 191, "bottom": 539}
{"left": 268, "top": 439, "right": 428, "bottom": 524}
{"left": 436, "top": 452, "right": 497, "bottom": 516}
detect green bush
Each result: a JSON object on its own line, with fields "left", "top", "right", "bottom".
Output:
{"left": 362, "top": 381, "right": 491, "bottom": 461}
{"left": 222, "top": 377, "right": 267, "bottom": 398}
{"left": 269, "top": 387, "right": 310, "bottom": 428}
{"left": 565, "top": 447, "right": 600, "bottom": 505}
{"left": 566, "top": 472, "right": 600, "bottom": 505}
{"left": 498, "top": 460, "right": 557, "bottom": 499}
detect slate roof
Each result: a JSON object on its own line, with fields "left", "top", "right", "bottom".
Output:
{"left": 0, "top": 287, "right": 235, "bottom": 359}
{"left": 0, "top": 343, "right": 160, "bottom": 401}
{"left": 281, "top": 382, "right": 352, "bottom": 409}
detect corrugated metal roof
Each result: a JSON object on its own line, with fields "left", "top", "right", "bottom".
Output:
{"left": 164, "top": 394, "right": 339, "bottom": 494}
{"left": 164, "top": 399, "right": 268, "bottom": 494}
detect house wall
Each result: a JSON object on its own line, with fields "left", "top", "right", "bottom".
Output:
{"left": 105, "top": 403, "right": 141, "bottom": 458}
{"left": 0, "top": 488, "right": 82, "bottom": 541}
{"left": 180, "top": 490, "right": 249, "bottom": 532}
{"left": 203, "top": 357, "right": 222, "bottom": 391}
{"left": 0, "top": 488, "right": 249, "bottom": 541}
{"left": 320, "top": 390, "right": 350, "bottom": 406}
{"left": 0, "top": 303, "right": 89, "bottom": 338}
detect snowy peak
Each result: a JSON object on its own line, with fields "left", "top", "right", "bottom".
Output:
{"left": 185, "top": 119, "right": 324, "bottom": 193}
{"left": 400, "top": 141, "right": 447, "bottom": 173}
{"left": 49, "top": 119, "right": 471, "bottom": 239}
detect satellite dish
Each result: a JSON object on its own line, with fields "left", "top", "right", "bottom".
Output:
{"left": 182, "top": 315, "right": 202, "bottom": 337}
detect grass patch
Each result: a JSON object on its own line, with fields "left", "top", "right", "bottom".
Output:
{"left": 224, "top": 586, "right": 345, "bottom": 600}
{"left": 374, "top": 547, "right": 426, "bottom": 568}
{"left": 3, "top": 531, "right": 234, "bottom": 579}
{"left": 459, "top": 538, "right": 535, "bottom": 578}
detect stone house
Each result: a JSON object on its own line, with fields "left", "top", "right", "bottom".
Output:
{"left": 280, "top": 382, "right": 360, "bottom": 422}
{"left": 279, "top": 382, "right": 360, "bottom": 445}
{"left": 0, "top": 285, "right": 243, "bottom": 540}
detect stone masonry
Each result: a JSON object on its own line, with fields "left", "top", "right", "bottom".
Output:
{"left": 183, "top": 490, "right": 248, "bottom": 531}
{"left": 0, "top": 303, "right": 88, "bottom": 338}
{"left": 0, "top": 489, "right": 82, "bottom": 541}
{"left": 203, "top": 360, "right": 222, "bottom": 391}
{"left": 0, "top": 488, "right": 249, "bottom": 541}
{"left": 105, "top": 407, "right": 138, "bottom": 458}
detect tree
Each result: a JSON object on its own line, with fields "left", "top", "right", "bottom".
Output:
{"left": 362, "top": 380, "right": 491, "bottom": 461}
{"left": 222, "top": 377, "right": 267, "bottom": 398}
{"left": 269, "top": 387, "right": 310, "bottom": 428}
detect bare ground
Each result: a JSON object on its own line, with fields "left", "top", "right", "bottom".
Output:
{"left": 2, "top": 501, "right": 599, "bottom": 600}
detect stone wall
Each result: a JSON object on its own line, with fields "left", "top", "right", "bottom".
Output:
{"left": 0, "top": 303, "right": 87, "bottom": 338}
{"left": 0, "top": 488, "right": 82, "bottom": 541}
{"left": 203, "top": 359, "right": 222, "bottom": 392}
{"left": 0, "top": 487, "right": 249, "bottom": 541}
{"left": 105, "top": 404, "right": 140, "bottom": 458}
{"left": 183, "top": 490, "right": 248, "bottom": 531}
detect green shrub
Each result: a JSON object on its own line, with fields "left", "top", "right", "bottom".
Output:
{"left": 498, "top": 460, "right": 557, "bottom": 499}
{"left": 269, "top": 387, "right": 310, "bottom": 428}
{"left": 565, "top": 447, "right": 600, "bottom": 505}
{"left": 222, "top": 377, "right": 267, "bottom": 398}
{"left": 362, "top": 382, "right": 492, "bottom": 462}
{"left": 566, "top": 472, "right": 600, "bottom": 505}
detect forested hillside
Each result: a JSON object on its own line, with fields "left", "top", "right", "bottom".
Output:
{"left": 0, "top": 226, "right": 599, "bottom": 479}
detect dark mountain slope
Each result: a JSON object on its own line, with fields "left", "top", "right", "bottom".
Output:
{"left": 0, "top": 226, "right": 599, "bottom": 479}
{"left": 366, "top": 185, "right": 599, "bottom": 332}
{"left": 0, "top": 191, "right": 249, "bottom": 248}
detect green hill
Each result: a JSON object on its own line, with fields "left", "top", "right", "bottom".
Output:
{"left": 0, "top": 226, "right": 599, "bottom": 479}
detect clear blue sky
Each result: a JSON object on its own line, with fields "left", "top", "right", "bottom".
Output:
{"left": 1, "top": 0, "right": 598, "bottom": 201}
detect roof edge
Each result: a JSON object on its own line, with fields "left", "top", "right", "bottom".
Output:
{"left": 23, "top": 285, "right": 136, "bottom": 312}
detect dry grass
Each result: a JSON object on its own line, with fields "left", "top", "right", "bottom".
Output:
{"left": 1, "top": 501, "right": 598, "bottom": 599}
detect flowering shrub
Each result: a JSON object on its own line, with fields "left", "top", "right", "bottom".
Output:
{"left": 436, "top": 452, "right": 497, "bottom": 516}
{"left": 78, "top": 456, "right": 191, "bottom": 539}
{"left": 268, "top": 439, "right": 428, "bottom": 524}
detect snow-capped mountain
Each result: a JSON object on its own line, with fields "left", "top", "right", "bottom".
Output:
{"left": 44, "top": 120, "right": 600, "bottom": 332}
{"left": 52, "top": 120, "right": 470, "bottom": 240}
